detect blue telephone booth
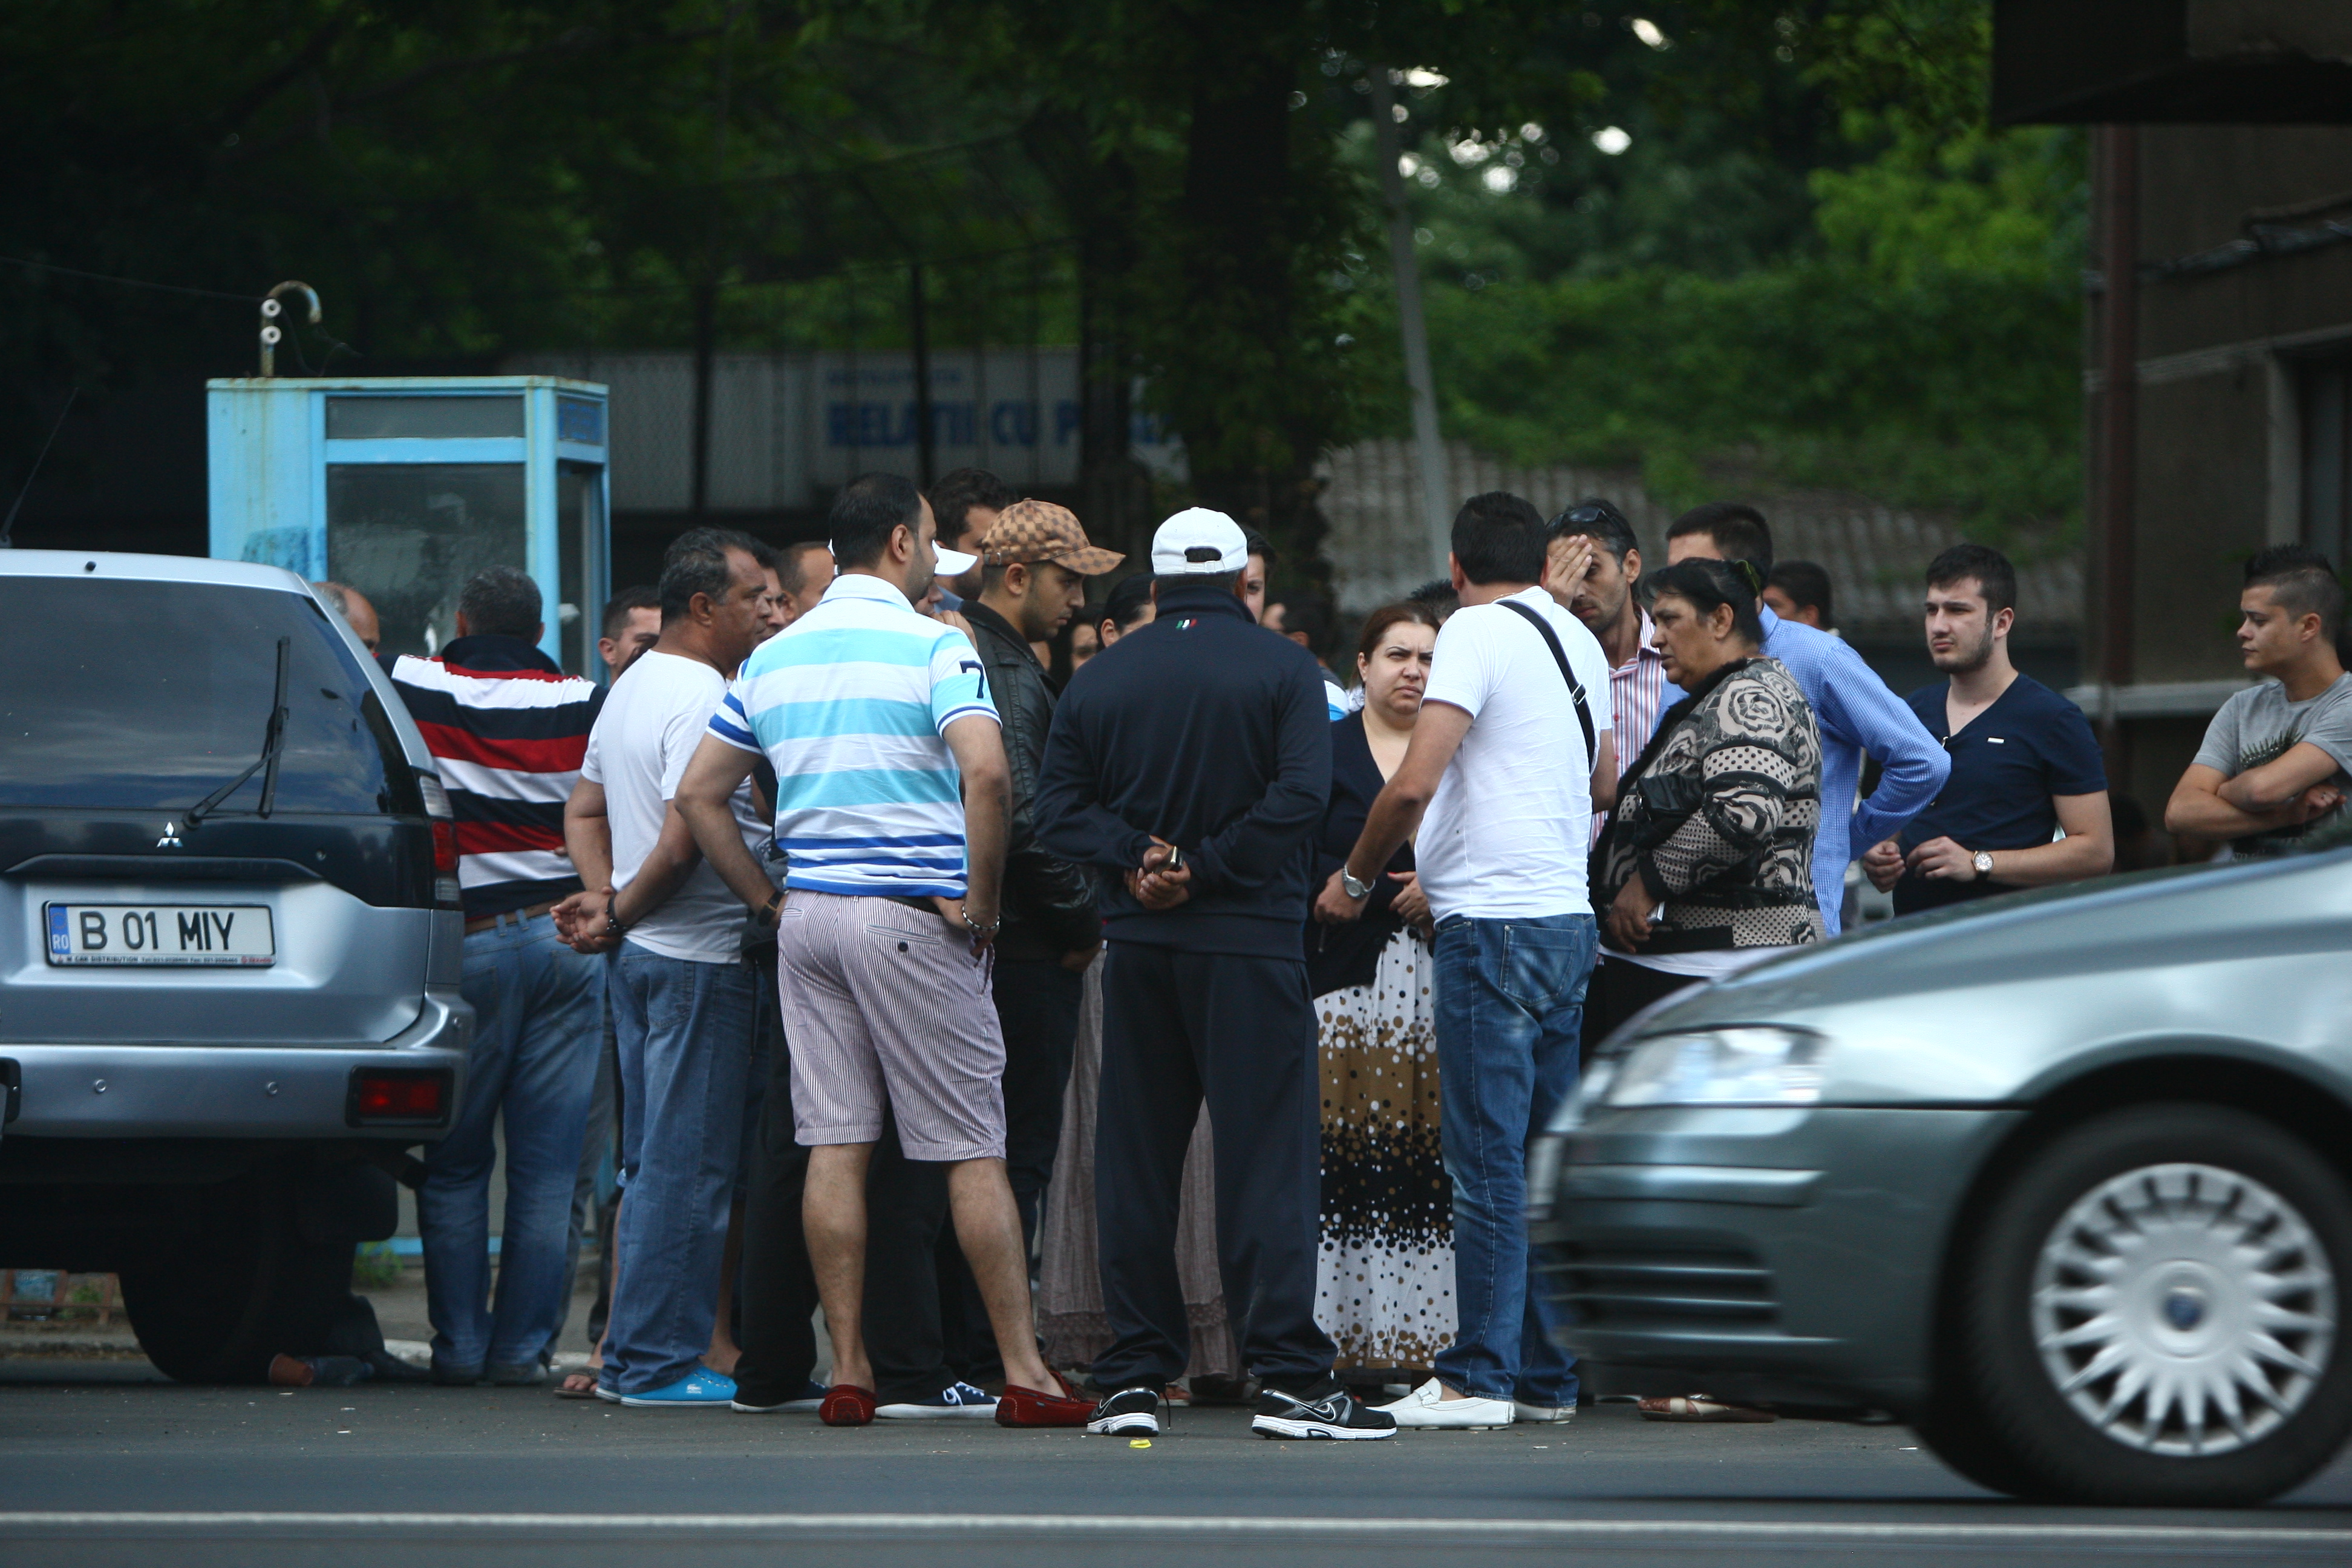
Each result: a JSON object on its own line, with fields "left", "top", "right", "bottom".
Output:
{"left": 207, "top": 376, "right": 612, "bottom": 677}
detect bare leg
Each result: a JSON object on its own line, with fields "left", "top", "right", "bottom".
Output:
{"left": 945, "top": 1155, "right": 1054, "bottom": 1393}
{"left": 560, "top": 1198, "right": 618, "bottom": 1396}
{"left": 803, "top": 1142, "right": 876, "bottom": 1392}
{"left": 704, "top": 1192, "right": 746, "bottom": 1375}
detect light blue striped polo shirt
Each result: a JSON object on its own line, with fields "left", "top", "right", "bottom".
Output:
{"left": 708, "top": 572, "right": 998, "bottom": 898}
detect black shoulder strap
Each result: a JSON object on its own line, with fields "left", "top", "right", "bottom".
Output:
{"left": 1496, "top": 598, "right": 1597, "bottom": 764}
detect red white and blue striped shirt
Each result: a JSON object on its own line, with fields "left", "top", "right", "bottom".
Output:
{"left": 390, "top": 636, "right": 602, "bottom": 918}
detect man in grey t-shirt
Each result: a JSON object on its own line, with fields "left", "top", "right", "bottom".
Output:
{"left": 2167, "top": 546, "right": 2350, "bottom": 856}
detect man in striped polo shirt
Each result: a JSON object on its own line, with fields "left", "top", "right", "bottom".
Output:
{"left": 673, "top": 472, "right": 1093, "bottom": 1429}
{"left": 388, "top": 564, "right": 604, "bottom": 1385}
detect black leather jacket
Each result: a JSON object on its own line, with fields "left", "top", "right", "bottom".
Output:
{"left": 960, "top": 598, "right": 1101, "bottom": 959}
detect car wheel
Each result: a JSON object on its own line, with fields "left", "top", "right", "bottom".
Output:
{"left": 1947, "top": 1103, "right": 2352, "bottom": 1506}
{"left": 119, "top": 1167, "right": 353, "bottom": 1383}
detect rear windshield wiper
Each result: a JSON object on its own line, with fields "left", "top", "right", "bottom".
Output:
{"left": 187, "top": 635, "right": 291, "bottom": 826}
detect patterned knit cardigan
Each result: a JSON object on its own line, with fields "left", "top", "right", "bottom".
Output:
{"left": 1595, "top": 655, "right": 1826, "bottom": 953}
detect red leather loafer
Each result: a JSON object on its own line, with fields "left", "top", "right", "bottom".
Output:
{"left": 819, "top": 1383, "right": 878, "bottom": 1426}
{"left": 995, "top": 1370, "right": 1094, "bottom": 1428}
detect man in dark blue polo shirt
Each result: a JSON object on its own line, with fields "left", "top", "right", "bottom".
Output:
{"left": 1863, "top": 544, "right": 2114, "bottom": 915}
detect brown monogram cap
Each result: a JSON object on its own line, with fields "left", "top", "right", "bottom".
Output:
{"left": 979, "top": 498, "right": 1125, "bottom": 575}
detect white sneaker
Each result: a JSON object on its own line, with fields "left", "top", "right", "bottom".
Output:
{"left": 1374, "top": 1377, "right": 1514, "bottom": 1430}
{"left": 1514, "top": 1399, "right": 1575, "bottom": 1423}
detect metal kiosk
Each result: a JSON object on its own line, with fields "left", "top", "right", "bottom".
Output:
{"left": 206, "top": 376, "right": 612, "bottom": 676}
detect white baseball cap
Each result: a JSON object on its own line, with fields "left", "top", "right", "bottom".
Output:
{"left": 933, "top": 545, "right": 978, "bottom": 577}
{"left": 1150, "top": 508, "right": 1249, "bottom": 575}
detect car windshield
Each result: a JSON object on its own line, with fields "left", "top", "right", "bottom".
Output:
{"left": 0, "top": 577, "right": 400, "bottom": 814}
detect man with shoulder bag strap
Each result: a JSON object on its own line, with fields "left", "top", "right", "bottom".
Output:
{"left": 1319, "top": 491, "right": 1616, "bottom": 1431}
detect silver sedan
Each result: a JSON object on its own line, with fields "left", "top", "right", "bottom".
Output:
{"left": 1532, "top": 843, "right": 2352, "bottom": 1506}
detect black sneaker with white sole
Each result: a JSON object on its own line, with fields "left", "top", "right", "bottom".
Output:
{"left": 1086, "top": 1385, "right": 1165, "bottom": 1436}
{"left": 1250, "top": 1382, "right": 1397, "bottom": 1440}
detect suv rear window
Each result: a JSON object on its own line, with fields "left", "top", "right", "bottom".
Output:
{"left": 0, "top": 577, "right": 402, "bottom": 814}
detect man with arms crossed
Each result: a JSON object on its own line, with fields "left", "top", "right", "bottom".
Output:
{"left": 1322, "top": 492, "right": 1616, "bottom": 1431}
{"left": 673, "top": 473, "right": 1093, "bottom": 1429}
{"left": 2167, "top": 546, "right": 2350, "bottom": 853}
{"left": 1666, "top": 502, "right": 1947, "bottom": 934}
{"left": 1863, "top": 544, "right": 2112, "bottom": 913}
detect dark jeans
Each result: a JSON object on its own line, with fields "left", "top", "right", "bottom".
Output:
{"left": 1091, "top": 942, "right": 1332, "bottom": 1394}
{"left": 731, "top": 943, "right": 822, "bottom": 1407}
{"left": 1583, "top": 956, "right": 1699, "bottom": 1048}
{"left": 937, "top": 956, "right": 1085, "bottom": 1383}
{"left": 861, "top": 956, "right": 1086, "bottom": 1394}
{"left": 1430, "top": 911, "right": 1596, "bottom": 1405}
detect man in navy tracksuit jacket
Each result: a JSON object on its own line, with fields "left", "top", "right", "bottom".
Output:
{"left": 1037, "top": 509, "right": 1392, "bottom": 1440}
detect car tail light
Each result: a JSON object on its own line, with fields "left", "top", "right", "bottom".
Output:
{"left": 417, "top": 773, "right": 462, "bottom": 902}
{"left": 417, "top": 773, "right": 454, "bottom": 819}
{"left": 348, "top": 1068, "right": 452, "bottom": 1126}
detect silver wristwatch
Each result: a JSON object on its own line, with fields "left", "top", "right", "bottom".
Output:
{"left": 1971, "top": 850, "right": 1994, "bottom": 879}
{"left": 1340, "top": 866, "right": 1377, "bottom": 901}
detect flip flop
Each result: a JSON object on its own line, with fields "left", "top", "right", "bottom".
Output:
{"left": 1636, "top": 1394, "right": 1777, "bottom": 1423}
{"left": 553, "top": 1370, "right": 603, "bottom": 1400}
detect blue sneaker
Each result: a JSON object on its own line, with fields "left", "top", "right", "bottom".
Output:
{"left": 877, "top": 1381, "right": 999, "bottom": 1420}
{"left": 733, "top": 1379, "right": 828, "bottom": 1414}
{"left": 618, "top": 1370, "right": 738, "bottom": 1409}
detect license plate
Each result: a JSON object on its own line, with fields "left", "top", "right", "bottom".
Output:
{"left": 44, "top": 904, "right": 276, "bottom": 967}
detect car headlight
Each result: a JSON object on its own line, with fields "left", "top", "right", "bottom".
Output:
{"left": 1601, "top": 1027, "right": 1825, "bottom": 1108}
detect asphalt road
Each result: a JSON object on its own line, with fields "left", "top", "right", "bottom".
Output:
{"left": 4, "top": 1359, "right": 2351, "bottom": 1567}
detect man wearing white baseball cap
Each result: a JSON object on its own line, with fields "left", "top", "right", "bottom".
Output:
{"left": 1034, "top": 508, "right": 1395, "bottom": 1442}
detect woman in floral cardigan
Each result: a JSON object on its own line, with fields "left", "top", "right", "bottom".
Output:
{"left": 1587, "top": 555, "right": 1825, "bottom": 1039}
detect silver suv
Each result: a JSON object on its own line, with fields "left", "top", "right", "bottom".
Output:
{"left": 0, "top": 550, "right": 471, "bottom": 1380}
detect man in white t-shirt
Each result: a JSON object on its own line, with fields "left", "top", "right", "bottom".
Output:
{"left": 558, "top": 527, "right": 772, "bottom": 1408}
{"left": 1320, "top": 491, "right": 1616, "bottom": 1432}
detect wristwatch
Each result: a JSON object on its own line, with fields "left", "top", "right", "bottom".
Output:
{"left": 1340, "top": 866, "right": 1377, "bottom": 901}
{"left": 1971, "top": 850, "right": 1994, "bottom": 880}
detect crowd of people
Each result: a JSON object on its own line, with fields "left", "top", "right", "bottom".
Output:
{"left": 332, "top": 465, "right": 2351, "bottom": 1436}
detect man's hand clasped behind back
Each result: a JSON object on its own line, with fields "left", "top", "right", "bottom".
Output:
{"left": 554, "top": 884, "right": 622, "bottom": 953}
{"left": 1126, "top": 836, "right": 1192, "bottom": 912}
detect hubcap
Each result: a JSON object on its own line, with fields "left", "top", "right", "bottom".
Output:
{"left": 2031, "top": 1161, "right": 2336, "bottom": 1456}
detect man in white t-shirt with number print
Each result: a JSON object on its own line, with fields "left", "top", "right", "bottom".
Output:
{"left": 564, "top": 526, "right": 773, "bottom": 1410}
{"left": 1319, "top": 491, "right": 1615, "bottom": 1431}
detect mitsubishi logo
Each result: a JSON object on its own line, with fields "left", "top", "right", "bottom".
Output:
{"left": 156, "top": 821, "right": 184, "bottom": 848}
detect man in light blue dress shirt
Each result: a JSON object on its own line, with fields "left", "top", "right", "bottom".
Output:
{"left": 1665, "top": 503, "right": 1948, "bottom": 936}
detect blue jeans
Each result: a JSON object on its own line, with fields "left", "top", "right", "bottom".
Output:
{"left": 600, "top": 942, "right": 757, "bottom": 1396}
{"left": 1430, "top": 911, "right": 1596, "bottom": 1405}
{"left": 419, "top": 914, "right": 604, "bottom": 1376}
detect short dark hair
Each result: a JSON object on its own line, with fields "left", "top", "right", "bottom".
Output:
{"left": 1276, "top": 597, "right": 1331, "bottom": 647}
{"left": 1405, "top": 577, "right": 1460, "bottom": 621}
{"left": 1099, "top": 573, "right": 1156, "bottom": 634}
{"left": 600, "top": 584, "right": 660, "bottom": 641}
{"left": 1647, "top": 558, "right": 1766, "bottom": 647}
{"left": 1549, "top": 497, "right": 1638, "bottom": 561}
{"left": 659, "top": 526, "right": 763, "bottom": 624}
{"left": 1243, "top": 527, "right": 1276, "bottom": 566}
{"left": 1667, "top": 501, "right": 1774, "bottom": 585}
{"left": 927, "top": 468, "right": 1014, "bottom": 550}
{"left": 1451, "top": 492, "right": 1547, "bottom": 586}
{"left": 2245, "top": 544, "right": 2344, "bottom": 639}
{"left": 1769, "top": 559, "right": 1837, "bottom": 626}
{"left": 1923, "top": 544, "right": 2014, "bottom": 618}
{"left": 776, "top": 540, "right": 829, "bottom": 598}
{"left": 458, "top": 564, "right": 541, "bottom": 639}
{"left": 829, "top": 472, "right": 926, "bottom": 570}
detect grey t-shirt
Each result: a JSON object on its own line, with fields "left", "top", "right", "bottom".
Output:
{"left": 2191, "top": 672, "right": 2352, "bottom": 855}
